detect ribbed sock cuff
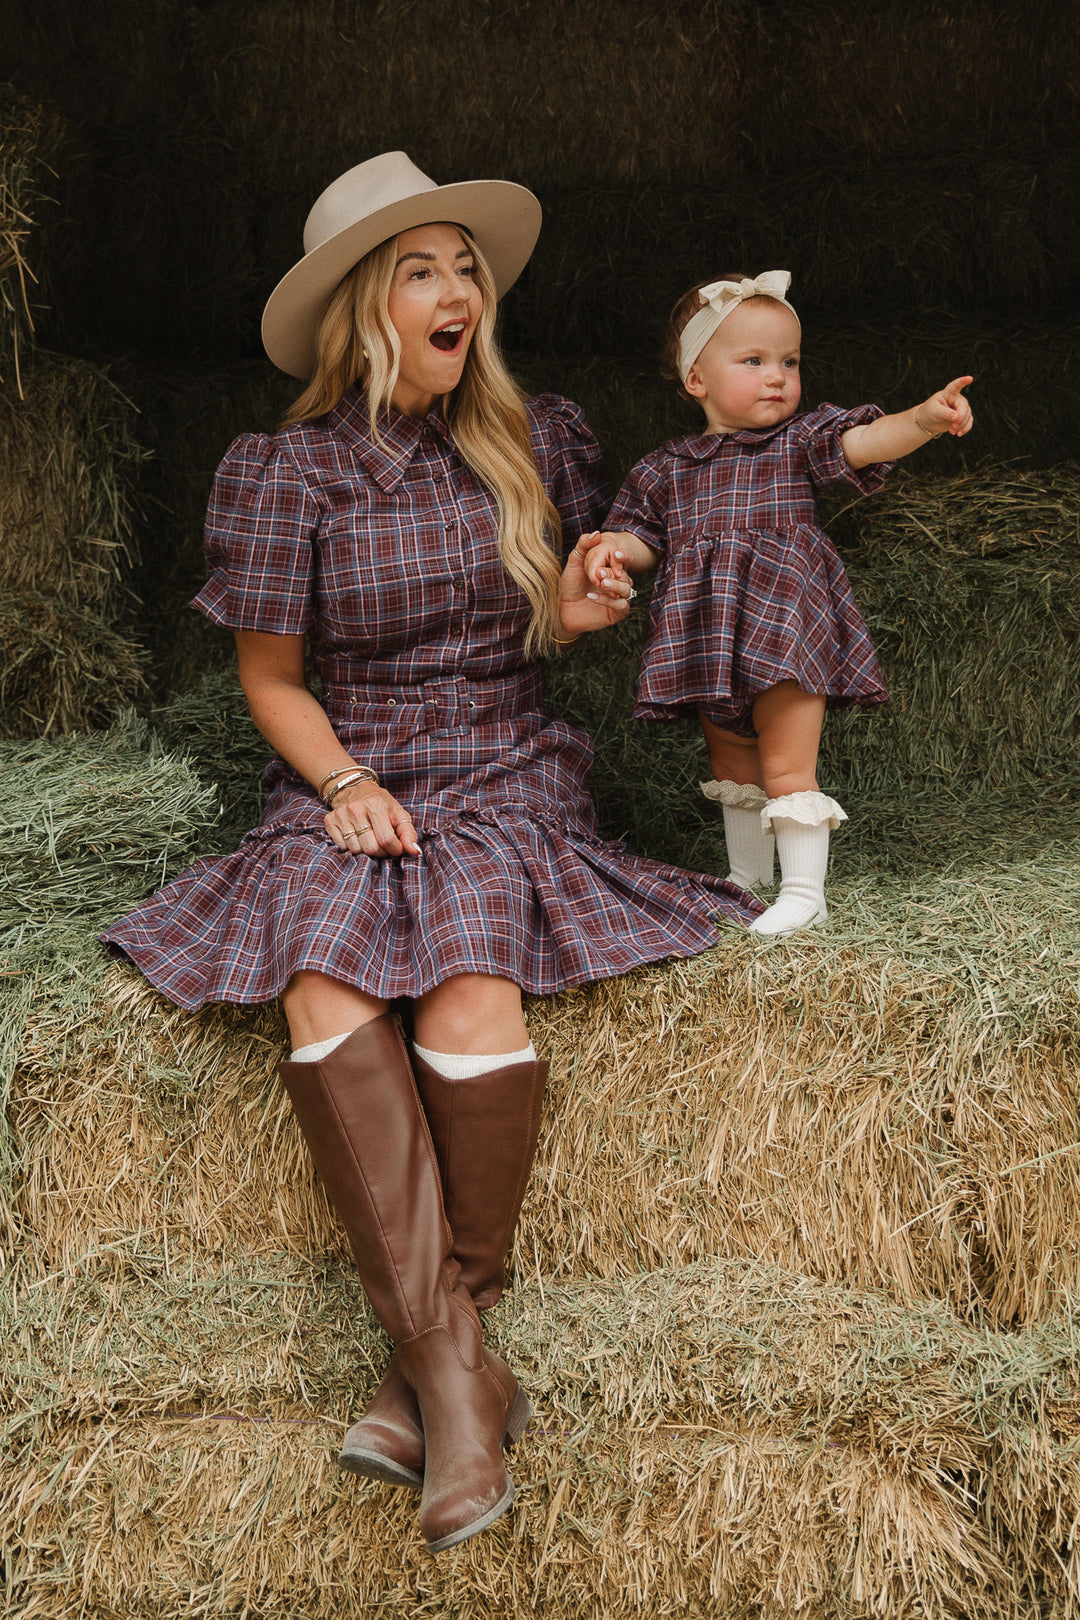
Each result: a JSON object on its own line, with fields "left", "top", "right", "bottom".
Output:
{"left": 413, "top": 1042, "right": 536, "bottom": 1079}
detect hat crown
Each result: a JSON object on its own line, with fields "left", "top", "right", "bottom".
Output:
{"left": 303, "top": 152, "right": 439, "bottom": 256}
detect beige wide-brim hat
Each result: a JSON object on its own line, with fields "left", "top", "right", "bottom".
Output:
{"left": 261, "top": 151, "right": 542, "bottom": 379}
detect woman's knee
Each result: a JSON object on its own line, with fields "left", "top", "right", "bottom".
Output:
{"left": 414, "top": 974, "right": 526, "bottom": 1054}
{"left": 282, "top": 970, "right": 386, "bottom": 1048}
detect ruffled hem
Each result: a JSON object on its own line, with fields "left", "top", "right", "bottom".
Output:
{"left": 101, "top": 803, "right": 762, "bottom": 1010}
{"left": 700, "top": 779, "right": 769, "bottom": 811}
{"left": 760, "top": 792, "right": 848, "bottom": 833}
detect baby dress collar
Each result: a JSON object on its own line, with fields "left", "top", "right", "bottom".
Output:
{"left": 672, "top": 417, "right": 795, "bottom": 459}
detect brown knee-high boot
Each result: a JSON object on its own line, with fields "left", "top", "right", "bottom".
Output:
{"left": 338, "top": 1054, "right": 548, "bottom": 1487}
{"left": 278, "top": 1014, "right": 531, "bottom": 1553}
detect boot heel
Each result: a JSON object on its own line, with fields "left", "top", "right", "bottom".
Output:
{"left": 503, "top": 1386, "right": 533, "bottom": 1449}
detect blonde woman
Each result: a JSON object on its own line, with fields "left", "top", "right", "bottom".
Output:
{"left": 103, "top": 153, "right": 760, "bottom": 1555}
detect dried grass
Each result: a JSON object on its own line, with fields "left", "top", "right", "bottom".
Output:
{"left": 5, "top": 820, "right": 1079, "bottom": 1329}
{"left": 0, "top": 355, "right": 147, "bottom": 614}
{"left": 0, "top": 84, "right": 64, "bottom": 390}
{"left": 0, "top": 591, "right": 148, "bottom": 739}
{"left": 1, "top": 1259, "right": 1077, "bottom": 1618}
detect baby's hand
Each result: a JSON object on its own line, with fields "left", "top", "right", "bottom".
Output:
{"left": 573, "top": 531, "right": 630, "bottom": 598}
{"left": 915, "top": 376, "right": 974, "bottom": 439}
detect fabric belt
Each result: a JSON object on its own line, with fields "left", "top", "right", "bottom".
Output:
{"left": 323, "top": 668, "right": 543, "bottom": 730}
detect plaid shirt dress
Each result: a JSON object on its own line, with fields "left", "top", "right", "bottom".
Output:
{"left": 605, "top": 403, "right": 892, "bottom": 736}
{"left": 102, "top": 390, "right": 760, "bottom": 1009}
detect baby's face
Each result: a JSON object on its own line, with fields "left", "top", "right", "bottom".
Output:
{"left": 685, "top": 301, "right": 801, "bottom": 434}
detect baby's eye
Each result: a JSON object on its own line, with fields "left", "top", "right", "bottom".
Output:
{"left": 783, "top": 357, "right": 800, "bottom": 369}
{"left": 744, "top": 356, "right": 761, "bottom": 367}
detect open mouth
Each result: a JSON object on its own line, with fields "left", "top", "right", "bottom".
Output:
{"left": 429, "top": 322, "right": 466, "bottom": 353}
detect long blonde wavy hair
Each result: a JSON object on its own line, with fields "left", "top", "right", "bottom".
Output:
{"left": 283, "top": 228, "right": 564, "bottom": 658}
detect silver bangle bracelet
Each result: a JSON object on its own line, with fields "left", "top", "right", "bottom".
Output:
{"left": 323, "top": 767, "right": 379, "bottom": 807}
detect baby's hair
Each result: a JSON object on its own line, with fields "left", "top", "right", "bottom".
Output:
{"left": 662, "top": 273, "right": 781, "bottom": 403}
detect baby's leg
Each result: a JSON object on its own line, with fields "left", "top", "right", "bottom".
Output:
{"left": 750, "top": 681, "right": 825, "bottom": 798}
{"left": 746, "top": 684, "right": 847, "bottom": 936}
{"left": 697, "top": 710, "right": 773, "bottom": 889}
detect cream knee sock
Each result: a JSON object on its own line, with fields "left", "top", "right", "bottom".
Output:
{"left": 413, "top": 1041, "right": 536, "bottom": 1079}
{"left": 290, "top": 1030, "right": 355, "bottom": 1063}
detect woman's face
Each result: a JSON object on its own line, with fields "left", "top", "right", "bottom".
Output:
{"left": 385, "top": 222, "right": 484, "bottom": 416}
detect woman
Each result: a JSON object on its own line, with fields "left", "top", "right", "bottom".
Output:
{"left": 103, "top": 152, "right": 760, "bottom": 1554}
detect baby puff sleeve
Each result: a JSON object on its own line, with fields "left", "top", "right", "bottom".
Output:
{"left": 527, "top": 394, "right": 609, "bottom": 553}
{"left": 192, "top": 433, "right": 320, "bottom": 633}
{"left": 799, "top": 403, "right": 895, "bottom": 499}
{"left": 603, "top": 451, "right": 671, "bottom": 557}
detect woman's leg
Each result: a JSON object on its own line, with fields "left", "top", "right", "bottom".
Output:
{"left": 281, "top": 968, "right": 386, "bottom": 1052}
{"left": 747, "top": 685, "right": 847, "bottom": 936}
{"left": 278, "top": 971, "right": 528, "bottom": 1549}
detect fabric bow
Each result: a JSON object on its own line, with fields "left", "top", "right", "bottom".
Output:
{"left": 677, "top": 270, "right": 797, "bottom": 381}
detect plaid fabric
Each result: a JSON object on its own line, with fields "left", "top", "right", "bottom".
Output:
{"left": 605, "top": 403, "right": 892, "bottom": 732}
{"left": 103, "top": 392, "right": 761, "bottom": 1009}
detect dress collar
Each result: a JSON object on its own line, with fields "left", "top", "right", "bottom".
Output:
{"left": 326, "top": 387, "right": 455, "bottom": 491}
{"left": 671, "top": 417, "right": 795, "bottom": 460}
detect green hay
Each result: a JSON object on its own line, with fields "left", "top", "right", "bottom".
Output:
{"left": 0, "top": 713, "right": 218, "bottom": 960}
{"left": 1, "top": 1258, "right": 1077, "bottom": 1617}
{"left": 148, "top": 668, "right": 272, "bottom": 851}
{"left": 0, "top": 355, "right": 147, "bottom": 614}
{"left": 0, "top": 591, "right": 148, "bottom": 739}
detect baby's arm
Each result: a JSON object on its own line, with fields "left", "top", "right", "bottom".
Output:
{"left": 842, "top": 377, "right": 974, "bottom": 469}
{"left": 574, "top": 530, "right": 660, "bottom": 594}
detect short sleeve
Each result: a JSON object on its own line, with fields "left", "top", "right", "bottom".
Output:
{"left": 799, "top": 403, "right": 895, "bottom": 498}
{"left": 527, "top": 394, "right": 609, "bottom": 553}
{"left": 603, "top": 452, "right": 671, "bottom": 557}
{"left": 192, "top": 433, "right": 320, "bottom": 633}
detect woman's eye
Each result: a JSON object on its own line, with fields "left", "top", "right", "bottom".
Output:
{"left": 459, "top": 264, "right": 475, "bottom": 277}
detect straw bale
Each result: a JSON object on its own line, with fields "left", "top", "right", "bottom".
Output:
{"left": 0, "top": 714, "right": 218, "bottom": 960}
{"left": 0, "top": 590, "right": 147, "bottom": 739}
{"left": 7, "top": 817, "right": 1079, "bottom": 1326}
{"left": 149, "top": 668, "right": 271, "bottom": 852}
{"left": 0, "top": 354, "right": 146, "bottom": 613}
{"left": 1, "top": 1260, "right": 1077, "bottom": 1617}
{"left": 0, "top": 84, "right": 65, "bottom": 388}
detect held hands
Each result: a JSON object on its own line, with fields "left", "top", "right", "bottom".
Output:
{"left": 325, "top": 781, "right": 421, "bottom": 860}
{"left": 914, "top": 376, "right": 974, "bottom": 439}
{"left": 557, "top": 531, "right": 637, "bottom": 639}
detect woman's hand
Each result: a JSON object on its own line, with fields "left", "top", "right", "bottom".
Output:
{"left": 558, "top": 531, "right": 638, "bottom": 639}
{"left": 326, "top": 780, "right": 421, "bottom": 859}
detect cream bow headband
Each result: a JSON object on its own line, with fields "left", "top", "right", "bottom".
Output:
{"left": 677, "top": 271, "right": 799, "bottom": 382}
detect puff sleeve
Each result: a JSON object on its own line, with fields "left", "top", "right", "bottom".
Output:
{"left": 192, "top": 433, "right": 320, "bottom": 633}
{"left": 603, "top": 450, "right": 671, "bottom": 557}
{"left": 527, "top": 393, "right": 609, "bottom": 553}
{"left": 799, "top": 403, "right": 895, "bottom": 498}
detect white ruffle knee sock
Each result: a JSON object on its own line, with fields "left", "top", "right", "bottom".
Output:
{"left": 748, "top": 791, "right": 847, "bottom": 937}
{"left": 700, "top": 779, "right": 775, "bottom": 889}
{"left": 413, "top": 1042, "right": 536, "bottom": 1080}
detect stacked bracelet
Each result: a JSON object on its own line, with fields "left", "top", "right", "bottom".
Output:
{"left": 322, "top": 767, "right": 379, "bottom": 807}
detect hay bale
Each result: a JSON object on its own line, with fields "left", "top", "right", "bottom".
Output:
{"left": 6, "top": 819, "right": 1079, "bottom": 1327}
{"left": 0, "top": 590, "right": 147, "bottom": 738}
{"left": 149, "top": 668, "right": 272, "bottom": 851}
{"left": 0, "top": 714, "right": 218, "bottom": 959}
{"left": 1, "top": 1258, "right": 1077, "bottom": 1616}
{"left": 0, "top": 84, "right": 65, "bottom": 389}
{"left": 0, "top": 354, "right": 147, "bottom": 615}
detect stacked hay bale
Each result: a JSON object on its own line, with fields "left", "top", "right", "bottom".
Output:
{"left": 0, "top": 85, "right": 149, "bottom": 738}
{"left": 1, "top": 5, "right": 1079, "bottom": 1615}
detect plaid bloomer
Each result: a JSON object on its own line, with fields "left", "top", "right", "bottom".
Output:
{"left": 102, "top": 390, "right": 761, "bottom": 1009}
{"left": 605, "top": 403, "right": 893, "bottom": 737}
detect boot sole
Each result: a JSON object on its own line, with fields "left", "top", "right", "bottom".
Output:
{"left": 423, "top": 1388, "right": 534, "bottom": 1555}
{"left": 338, "top": 1445, "right": 423, "bottom": 1490}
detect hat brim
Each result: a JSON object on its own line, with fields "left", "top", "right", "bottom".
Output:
{"left": 261, "top": 178, "right": 542, "bottom": 380}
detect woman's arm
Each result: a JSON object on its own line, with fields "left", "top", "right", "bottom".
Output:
{"left": 235, "top": 630, "right": 420, "bottom": 857}
{"left": 841, "top": 376, "right": 973, "bottom": 469}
